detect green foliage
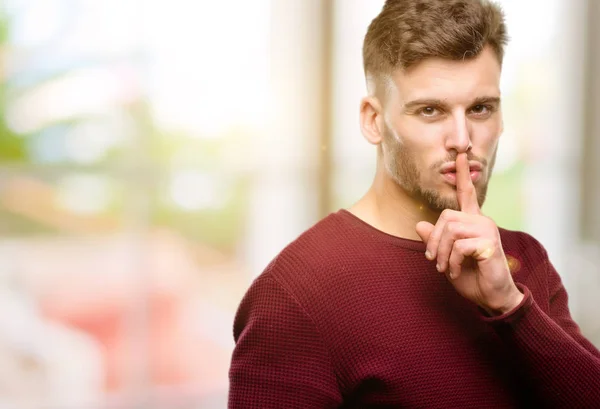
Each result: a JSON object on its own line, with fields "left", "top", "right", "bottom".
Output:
{"left": 152, "top": 175, "right": 250, "bottom": 252}
{"left": 483, "top": 161, "right": 524, "bottom": 231}
{"left": 0, "top": 13, "right": 27, "bottom": 162}
{"left": 0, "top": 11, "right": 251, "bottom": 251}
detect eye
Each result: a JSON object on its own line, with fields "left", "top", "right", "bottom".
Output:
{"left": 470, "top": 104, "right": 493, "bottom": 116}
{"left": 419, "top": 106, "right": 439, "bottom": 117}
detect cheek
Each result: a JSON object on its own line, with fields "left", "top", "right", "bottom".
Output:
{"left": 473, "top": 121, "right": 502, "bottom": 152}
{"left": 395, "top": 123, "right": 445, "bottom": 179}
{"left": 396, "top": 120, "right": 444, "bottom": 153}
{"left": 404, "top": 125, "right": 445, "bottom": 161}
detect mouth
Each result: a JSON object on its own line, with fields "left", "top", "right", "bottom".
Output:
{"left": 439, "top": 161, "right": 483, "bottom": 185}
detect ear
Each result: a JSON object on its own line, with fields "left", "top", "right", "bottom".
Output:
{"left": 360, "top": 96, "right": 384, "bottom": 146}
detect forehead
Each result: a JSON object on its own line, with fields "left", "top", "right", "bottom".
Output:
{"left": 390, "top": 46, "right": 502, "bottom": 104}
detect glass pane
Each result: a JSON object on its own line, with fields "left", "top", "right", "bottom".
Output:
{"left": 1, "top": 0, "right": 278, "bottom": 407}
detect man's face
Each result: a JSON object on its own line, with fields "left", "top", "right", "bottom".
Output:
{"left": 380, "top": 46, "right": 502, "bottom": 212}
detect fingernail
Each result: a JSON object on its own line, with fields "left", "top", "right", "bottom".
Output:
{"left": 449, "top": 272, "right": 455, "bottom": 279}
{"left": 425, "top": 250, "right": 432, "bottom": 260}
{"left": 436, "top": 264, "right": 441, "bottom": 272}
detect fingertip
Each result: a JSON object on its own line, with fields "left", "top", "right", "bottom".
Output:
{"left": 415, "top": 221, "right": 434, "bottom": 243}
{"left": 449, "top": 267, "right": 461, "bottom": 280}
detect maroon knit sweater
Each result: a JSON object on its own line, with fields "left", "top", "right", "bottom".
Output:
{"left": 228, "top": 210, "right": 600, "bottom": 408}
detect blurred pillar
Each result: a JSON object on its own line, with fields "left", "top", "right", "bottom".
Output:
{"left": 575, "top": 0, "right": 600, "bottom": 346}
{"left": 522, "top": 0, "right": 587, "bottom": 275}
{"left": 581, "top": 0, "right": 600, "bottom": 244}
{"left": 330, "top": 0, "right": 383, "bottom": 211}
{"left": 318, "top": 0, "right": 335, "bottom": 218}
{"left": 243, "top": 0, "right": 332, "bottom": 278}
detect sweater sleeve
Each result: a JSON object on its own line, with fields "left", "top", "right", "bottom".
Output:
{"left": 481, "top": 253, "right": 600, "bottom": 408}
{"left": 228, "top": 273, "right": 342, "bottom": 409}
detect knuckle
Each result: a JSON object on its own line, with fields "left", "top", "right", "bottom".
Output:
{"left": 453, "top": 240, "right": 465, "bottom": 252}
{"left": 440, "top": 209, "right": 453, "bottom": 220}
{"left": 483, "top": 235, "right": 498, "bottom": 247}
{"left": 446, "top": 222, "right": 464, "bottom": 237}
{"left": 485, "top": 216, "right": 498, "bottom": 229}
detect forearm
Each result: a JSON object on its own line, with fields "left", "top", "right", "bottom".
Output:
{"left": 482, "top": 284, "right": 600, "bottom": 408}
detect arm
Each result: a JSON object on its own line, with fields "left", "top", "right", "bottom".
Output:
{"left": 228, "top": 274, "right": 342, "bottom": 409}
{"left": 481, "top": 254, "right": 600, "bottom": 408}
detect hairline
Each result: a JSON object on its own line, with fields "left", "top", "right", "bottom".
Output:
{"left": 365, "top": 46, "right": 503, "bottom": 101}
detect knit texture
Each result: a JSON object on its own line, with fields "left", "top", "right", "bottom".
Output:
{"left": 229, "top": 210, "right": 600, "bottom": 408}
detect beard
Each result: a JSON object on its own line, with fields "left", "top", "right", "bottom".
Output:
{"left": 381, "top": 125, "right": 496, "bottom": 212}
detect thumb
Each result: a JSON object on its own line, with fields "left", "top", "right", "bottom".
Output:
{"left": 416, "top": 221, "right": 434, "bottom": 244}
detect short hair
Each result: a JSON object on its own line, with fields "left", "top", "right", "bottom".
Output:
{"left": 363, "top": 0, "right": 508, "bottom": 89}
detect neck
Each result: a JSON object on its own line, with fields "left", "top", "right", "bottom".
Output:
{"left": 348, "top": 164, "right": 439, "bottom": 242}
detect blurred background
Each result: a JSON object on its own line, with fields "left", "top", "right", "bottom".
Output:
{"left": 0, "top": 0, "right": 599, "bottom": 408}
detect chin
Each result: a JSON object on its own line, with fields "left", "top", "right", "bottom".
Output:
{"left": 414, "top": 186, "right": 460, "bottom": 212}
{"left": 436, "top": 196, "right": 461, "bottom": 212}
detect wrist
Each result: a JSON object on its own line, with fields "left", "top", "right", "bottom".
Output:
{"left": 490, "top": 286, "right": 524, "bottom": 315}
{"left": 499, "top": 291, "right": 524, "bottom": 314}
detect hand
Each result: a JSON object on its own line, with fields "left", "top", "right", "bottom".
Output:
{"left": 415, "top": 153, "right": 524, "bottom": 315}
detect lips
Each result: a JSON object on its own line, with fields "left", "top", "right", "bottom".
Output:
{"left": 439, "top": 161, "right": 483, "bottom": 174}
{"left": 441, "top": 171, "right": 481, "bottom": 185}
{"left": 440, "top": 161, "right": 483, "bottom": 185}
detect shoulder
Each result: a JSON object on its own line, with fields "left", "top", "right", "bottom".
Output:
{"left": 241, "top": 211, "right": 370, "bottom": 317}
{"left": 232, "top": 272, "right": 301, "bottom": 339}
{"left": 264, "top": 211, "right": 358, "bottom": 286}
{"left": 498, "top": 227, "right": 547, "bottom": 255}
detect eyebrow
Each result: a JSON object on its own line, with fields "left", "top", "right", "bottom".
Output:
{"left": 402, "top": 96, "right": 501, "bottom": 111}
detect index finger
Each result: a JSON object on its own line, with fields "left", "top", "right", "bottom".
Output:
{"left": 456, "top": 152, "right": 480, "bottom": 214}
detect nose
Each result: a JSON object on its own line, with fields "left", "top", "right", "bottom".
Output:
{"left": 445, "top": 112, "right": 472, "bottom": 154}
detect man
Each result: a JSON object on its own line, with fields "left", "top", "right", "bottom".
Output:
{"left": 228, "top": 0, "right": 600, "bottom": 407}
